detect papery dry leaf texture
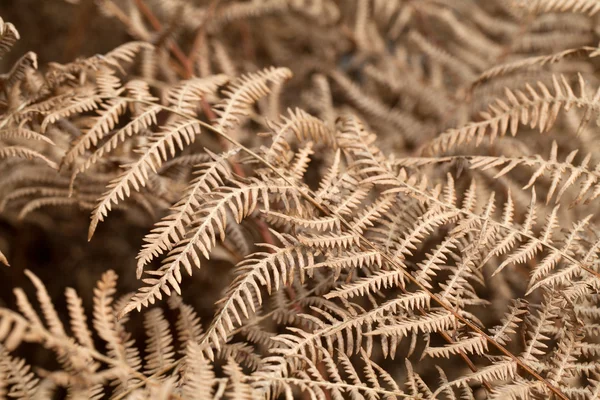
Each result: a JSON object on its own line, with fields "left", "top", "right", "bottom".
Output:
{"left": 1, "top": 0, "right": 600, "bottom": 399}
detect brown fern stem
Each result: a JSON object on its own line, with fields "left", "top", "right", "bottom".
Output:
{"left": 97, "top": 0, "right": 148, "bottom": 38}
{"left": 64, "top": 0, "right": 95, "bottom": 61}
{"left": 187, "top": 0, "right": 224, "bottom": 69}
{"left": 237, "top": 21, "right": 256, "bottom": 64}
{"left": 132, "top": 0, "right": 193, "bottom": 78}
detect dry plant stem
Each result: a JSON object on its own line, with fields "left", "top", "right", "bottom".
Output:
{"left": 238, "top": 21, "right": 256, "bottom": 63}
{"left": 132, "top": 0, "right": 193, "bottom": 78}
{"left": 64, "top": 0, "right": 95, "bottom": 60}
{"left": 115, "top": 97, "right": 569, "bottom": 400}
{"left": 187, "top": 0, "right": 224, "bottom": 68}
{"left": 99, "top": 0, "right": 150, "bottom": 39}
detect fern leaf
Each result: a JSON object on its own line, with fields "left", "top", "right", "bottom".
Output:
{"left": 1, "top": 351, "right": 40, "bottom": 400}
{"left": 40, "top": 96, "right": 104, "bottom": 133}
{"left": 424, "top": 74, "right": 599, "bottom": 154}
{"left": 263, "top": 210, "right": 340, "bottom": 232}
{"left": 0, "top": 17, "right": 19, "bottom": 59}
{"left": 120, "top": 180, "right": 298, "bottom": 317}
{"left": 523, "top": 0, "right": 600, "bottom": 15}
{"left": 254, "top": 349, "right": 406, "bottom": 399}
{"left": 136, "top": 148, "right": 236, "bottom": 276}
{"left": 166, "top": 75, "right": 229, "bottom": 115}
{"left": 0, "top": 146, "right": 57, "bottom": 169}
{"left": 88, "top": 119, "right": 201, "bottom": 239}
{"left": 259, "top": 290, "right": 431, "bottom": 388}
{"left": 493, "top": 204, "right": 559, "bottom": 276}
{"left": 437, "top": 359, "right": 517, "bottom": 394}
{"left": 326, "top": 268, "right": 406, "bottom": 299}
{"left": 0, "top": 52, "right": 37, "bottom": 90}
{"left": 330, "top": 69, "right": 432, "bottom": 141}
{"left": 367, "top": 310, "right": 456, "bottom": 337}
{"left": 308, "top": 250, "right": 381, "bottom": 271}
{"left": 413, "top": 237, "right": 460, "bottom": 289}
{"left": 24, "top": 270, "right": 65, "bottom": 337}
{"left": 214, "top": 67, "right": 293, "bottom": 134}
{"left": 180, "top": 342, "right": 216, "bottom": 399}
{"left": 168, "top": 295, "right": 203, "bottom": 345}
{"left": 263, "top": 108, "right": 335, "bottom": 164}
{"left": 65, "top": 288, "right": 95, "bottom": 349}
{"left": 0, "top": 127, "right": 54, "bottom": 145}
{"left": 143, "top": 308, "right": 175, "bottom": 375}
{"left": 0, "top": 250, "right": 8, "bottom": 266}
{"left": 473, "top": 46, "right": 595, "bottom": 86}
{"left": 224, "top": 358, "right": 256, "bottom": 400}
{"left": 298, "top": 232, "right": 361, "bottom": 249}
{"left": 200, "top": 235, "right": 309, "bottom": 354}
{"left": 424, "top": 333, "right": 487, "bottom": 359}
{"left": 61, "top": 98, "right": 129, "bottom": 168}
{"left": 528, "top": 216, "right": 591, "bottom": 291}
{"left": 75, "top": 104, "right": 161, "bottom": 178}
{"left": 103, "top": 41, "right": 154, "bottom": 65}
{"left": 0, "top": 308, "right": 29, "bottom": 351}
{"left": 92, "top": 270, "right": 141, "bottom": 374}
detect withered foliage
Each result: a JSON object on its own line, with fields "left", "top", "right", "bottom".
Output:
{"left": 1, "top": 1, "right": 600, "bottom": 399}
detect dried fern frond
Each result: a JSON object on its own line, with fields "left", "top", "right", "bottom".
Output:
{"left": 200, "top": 232, "right": 311, "bottom": 356}
{"left": 88, "top": 119, "right": 201, "bottom": 239}
{"left": 0, "top": 146, "right": 57, "bottom": 169}
{"left": 214, "top": 67, "right": 293, "bottom": 134}
{"left": 472, "top": 46, "right": 596, "bottom": 87}
{"left": 521, "top": 0, "right": 600, "bottom": 16}
{"left": 3, "top": 1, "right": 600, "bottom": 398}
{"left": 255, "top": 348, "right": 406, "bottom": 399}
{"left": 0, "top": 52, "right": 37, "bottom": 91}
{"left": 0, "top": 270, "right": 268, "bottom": 398}
{"left": 121, "top": 178, "right": 301, "bottom": 317}
{"left": 425, "top": 74, "right": 600, "bottom": 154}
{"left": 398, "top": 140, "right": 600, "bottom": 206}
{"left": 136, "top": 148, "right": 237, "bottom": 275}
{"left": 0, "top": 17, "right": 19, "bottom": 59}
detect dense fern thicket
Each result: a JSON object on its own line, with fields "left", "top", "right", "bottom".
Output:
{"left": 2, "top": 0, "right": 600, "bottom": 399}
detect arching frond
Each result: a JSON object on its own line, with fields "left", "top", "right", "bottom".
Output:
{"left": 425, "top": 74, "right": 600, "bottom": 154}
{"left": 166, "top": 75, "right": 229, "bottom": 115}
{"left": 0, "top": 17, "right": 19, "bottom": 59}
{"left": 120, "top": 179, "right": 300, "bottom": 317}
{"left": 88, "top": 119, "right": 201, "bottom": 239}
{"left": 522, "top": 0, "right": 600, "bottom": 16}
{"left": 136, "top": 148, "right": 237, "bottom": 275}
{"left": 214, "top": 67, "right": 293, "bottom": 134}
{"left": 199, "top": 233, "right": 311, "bottom": 355}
